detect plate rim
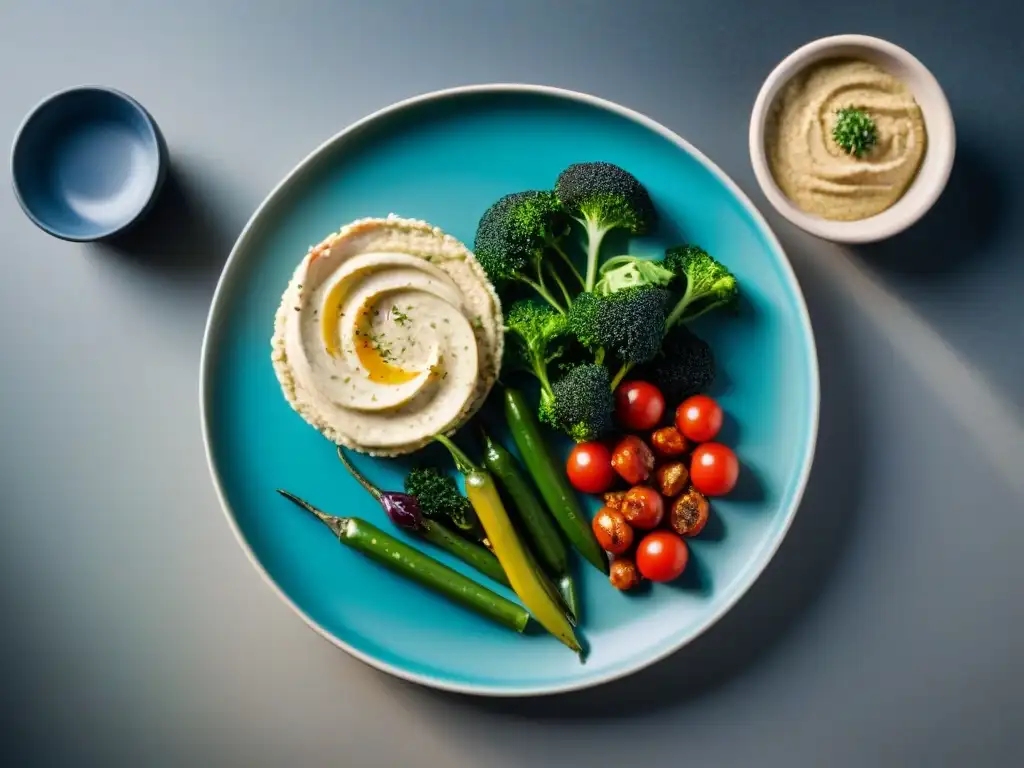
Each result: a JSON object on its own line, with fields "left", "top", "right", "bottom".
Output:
{"left": 199, "top": 83, "right": 821, "bottom": 697}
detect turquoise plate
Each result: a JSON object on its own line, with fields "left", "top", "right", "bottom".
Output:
{"left": 200, "top": 85, "right": 819, "bottom": 696}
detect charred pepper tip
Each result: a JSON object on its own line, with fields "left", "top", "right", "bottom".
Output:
{"left": 277, "top": 489, "right": 350, "bottom": 538}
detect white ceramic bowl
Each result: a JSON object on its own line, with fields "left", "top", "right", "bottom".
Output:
{"left": 749, "top": 35, "right": 955, "bottom": 243}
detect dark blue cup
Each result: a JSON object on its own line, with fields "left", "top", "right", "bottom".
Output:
{"left": 11, "top": 86, "right": 168, "bottom": 241}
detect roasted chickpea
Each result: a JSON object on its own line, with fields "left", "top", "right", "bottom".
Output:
{"left": 611, "top": 435, "right": 655, "bottom": 485}
{"left": 609, "top": 558, "right": 642, "bottom": 591}
{"left": 621, "top": 485, "right": 665, "bottom": 530}
{"left": 592, "top": 507, "right": 635, "bottom": 555}
{"left": 655, "top": 461, "right": 690, "bottom": 498}
{"left": 603, "top": 490, "right": 627, "bottom": 512}
{"left": 670, "top": 488, "right": 710, "bottom": 537}
{"left": 650, "top": 426, "right": 688, "bottom": 458}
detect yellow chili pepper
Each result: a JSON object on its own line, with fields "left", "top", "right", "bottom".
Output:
{"left": 435, "top": 436, "right": 582, "bottom": 654}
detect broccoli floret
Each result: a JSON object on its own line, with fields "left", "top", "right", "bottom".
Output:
{"left": 549, "top": 335, "right": 593, "bottom": 381}
{"left": 474, "top": 191, "right": 576, "bottom": 312}
{"left": 662, "top": 244, "right": 739, "bottom": 328}
{"left": 595, "top": 254, "right": 675, "bottom": 296}
{"left": 505, "top": 299, "right": 618, "bottom": 442}
{"left": 475, "top": 191, "right": 566, "bottom": 281}
{"left": 404, "top": 466, "right": 481, "bottom": 538}
{"left": 504, "top": 299, "right": 569, "bottom": 392}
{"left": 635, "top": 325, "right": 715, "bottom": 402}
{"left": 600, "top": 245, "right": 735, "bottom": 391}
{"left": 544, "top": 363, "right": 615, "bottom": 442}
{"left": 567, "top": 285, "right": 670, "bottom": 365}
{"left": 555, "top": 162, "right": 656, "bottom": 292}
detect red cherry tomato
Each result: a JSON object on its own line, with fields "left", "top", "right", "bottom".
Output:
{"left": 611, "top": 435, "right": 655, "bottom": 485}
{"left": 621, "top": 485, "right": 665, "bottom": 530}
{"left": 690, "top": 442, "right": 739, "bottom": 496}
{"left": 592, "top": 507, "right": 634, "bottom": 555}
{"left": 636, "top": 531, "right": 689, "bottom": 582}
{"left": 609, "top": 558, "right": 642, "bottom": 591}
{"left": 675, "top": 395, "right": 724, "bottom": 443}
{"left": 566, "top": 442, "right": 616, "bottom": 494}
{"left": 615, "top": 381, "right": 666, "bottom": 431}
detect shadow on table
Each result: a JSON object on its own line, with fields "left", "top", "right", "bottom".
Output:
{"left": 855, "top": 140, "right": 1006, "bottom": 277}
{"left": 89, "top": 160, "right": 235, "bottom": 295}
{"left": 386, "top": 232, "right": 869, "bottom": 720}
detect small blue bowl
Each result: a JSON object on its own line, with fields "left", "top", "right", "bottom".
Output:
{"left": 11, "top": 86, "right": 167, "bottom": 241}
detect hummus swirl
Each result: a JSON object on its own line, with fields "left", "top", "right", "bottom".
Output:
{"left": 767, "top": 58, "right": 927, "bottom": 221}
{"left": 271, "top": 216, "right": 503, "bottom": 456}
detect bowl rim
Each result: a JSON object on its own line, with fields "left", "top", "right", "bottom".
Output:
{"left": 748, "top": 34, "right": 956, "bottom": 243}
{"left": 199, "top": 82, "right": 822, "bottom": 697}
{"left": 9, "top": 84, "right": 168, "bottom": 242}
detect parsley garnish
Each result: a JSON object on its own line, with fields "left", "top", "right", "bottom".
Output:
{"left": 369, "top": 331, "right": 395, "bottom": 362}
{"left": 392, "top": 306, "right": 411, "bottom": 326}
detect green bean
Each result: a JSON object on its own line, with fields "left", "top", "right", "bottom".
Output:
{"left": 433, "top": 436, "right": 582, "bottom": 653}
{"left": 419, "top": 519, "right": 510, "bottom": 588}
{"left": 277, "top": 490, "right": 529, "bottom": 633}
{"left": 504, "top": 388, "right": 608, "bottom": 574}
{"left": 480, "top": 430, "right": 580, "bottom": 622}
{"left": 336, "top": 446, "right": 508, "bottom": 588}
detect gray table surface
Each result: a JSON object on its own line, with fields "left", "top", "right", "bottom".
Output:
{"left": 2, "top": 1, "right": 1022, "bottom": 765}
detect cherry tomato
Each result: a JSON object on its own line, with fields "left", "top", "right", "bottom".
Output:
{"left": 690, "top": 443, "right": 739, "bottom": 496}
{"left": 566, "top": 442, "right": 615, "bottom": 494}
{"left": 650, "top": 426, "right": 688, "bottom": 457}
{"left": 615, "top": 381, "right": 666, "bottom": 431}
{"left": 654, "top": 461, "right": 689, "bottom": 498}
{"left": 621, "top": 485, "right": 665, "bottom": 530}
{"left": 670, "top": 488, "right": 710, "bottom": 537}
{"left": 675, "top": 395, "right": 724, "bottom": 443}
{"left": 592, "top": 507, "right": 634, "bottom": 554}
{"left": 611, "top": 435, "right": 655, "bottom": 485}
{"left": 609, "top": 558, "right": 642, "bottom": 591}
{"left": 636, "top": 531, "right": 689, "bottom": 582}
{"left": 603, "top": 490, "right": 627, "bottom": 512}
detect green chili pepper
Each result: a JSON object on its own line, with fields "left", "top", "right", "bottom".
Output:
{"left": 336, "top": 447, "right": 509, "bottom": 587}
{"left": 434, "top": 436, "right": 582, "bottom": 654}
{"left": 504, "top": 388, "right": 608, "bottom": 573}
{"left": 480, "top": 429, "right": 580, "bottom": 622}
{"left": 419, "top": 518, "right": 509, "bottom": 587}
{"left": 277, "top": 490, "right": 529, "bottom": 633}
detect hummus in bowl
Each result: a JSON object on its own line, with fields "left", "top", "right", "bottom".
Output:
{"left": 766, "top": 58, "right": 927, "bottom": 221}
{"left": 271, "top": 215, "right": 503, "bottom": 456}
{"left": 749, "top": 35, "right": 955, "bottom": 243}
